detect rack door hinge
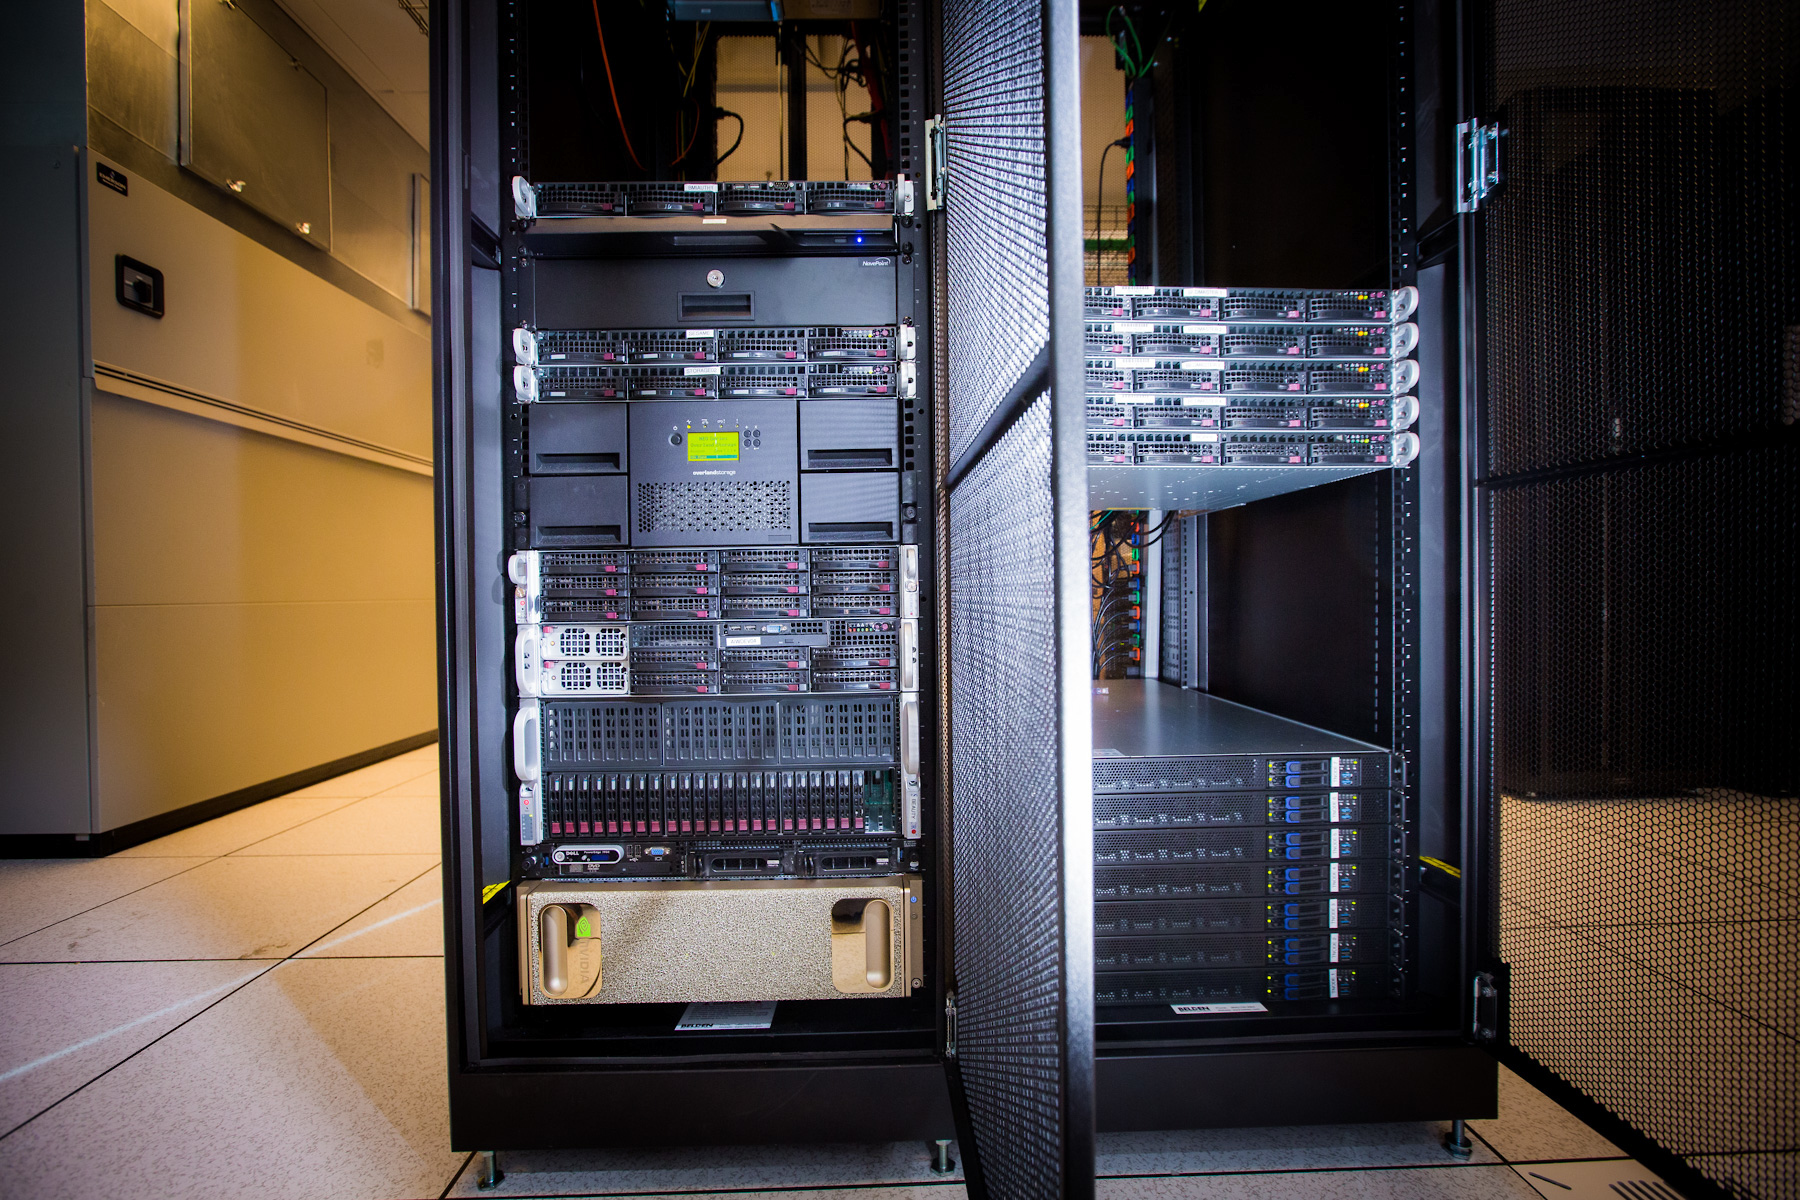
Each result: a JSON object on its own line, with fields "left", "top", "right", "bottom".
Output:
{"left": 924, "top": 116, "right": 947, "bottom": 212}
{"left": 1471, "top": 970, "right": 1501, "bottom": 1041}
{"left": 944, "top": 989, "right": 958, "bottom": 1057}
{"left": 1455, "top": 120, "right": 1505, "bottom": 213}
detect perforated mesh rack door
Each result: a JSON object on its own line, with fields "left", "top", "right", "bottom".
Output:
{"left": 940, "top": 0, "right": 1093, "bottom": 1195}
{"left": 941, "top": 0, "right": 1051, "bottom": 465}
{"left": 1479, "top": 1, "right": 1798, "bottom": 1194}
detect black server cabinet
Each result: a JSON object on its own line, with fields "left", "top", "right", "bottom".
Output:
{"left": 1083, "top": 0, "right": 1496, "bottom": 1133}
{"left": 433, "top": 0, "right": 1095, "bottom": 1187}
{"left": 434, "top": 0, "right": 1794, "bottom": 1187}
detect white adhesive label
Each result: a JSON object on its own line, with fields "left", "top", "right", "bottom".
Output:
{"left": 1183, "top": 324, "right": 1228, "bottom": 335}
{"left": 1103, "top": 356, "right": 1160, "bottom": 369}
{"left": 1191, "top": 433, "right": 1220, "bottom": 442}
{"left": 1329, "top": 791, "right": 1343, "bottom": 822}
{"left": 1328, "top": 898, "right": 1340, "bottom": 928}
{"left": 1330, "top": 932, "right": 1340, "bottom": 961}
{"left": 1330, "top": 756, "right": 1343, "bottom": 787}
{"left": 676, "top": 1001, "right": 774, "bottom": 1029}
{"left": 1329, "top": 863, "right": 1341, "bottom": 891}
{"left": 1103, "top": 320, "right": 1154, "bottom": 333}
{"left": 1185, "top": 287, "right": 1228, "bottom": 297}
{"left": 1171, "top": 1002, "right": 1267, "bottom": 1015}
{"left": 683, "top": 182, "right": 720, "bottom": 192}
{"left": 685, "top": 329, "right": 715, "bottom": 338}
{"left": 1112, "top": 285, "right": 1156, "bottom": 296}
{"left": 1329, "top": 969, "right": 1341, "bottom": 998}
{"left": 723, "top": 636, "right": 762, "bottom": 646}
{"left": 1330, "top": 828, "right": 1343, "bottom": 860}
{"left": 1180, "top": 397, "right": 1228, "bottom": 406}
{"left": 1177, "top": 360, "right": 1226, "bottom": 372}
{"left": 683, "top": 365, "right": 722, "bottom": 376}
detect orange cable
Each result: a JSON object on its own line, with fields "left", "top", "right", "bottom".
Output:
{"left": 591, "top": 0, "right": 644, "bottom": 172}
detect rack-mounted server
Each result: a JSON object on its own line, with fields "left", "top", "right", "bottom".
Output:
{"left": 497, "top": 173, "right": 928, "bottom": 1018}
{"left": 1091, "top": 681, "right": 1405, "bottom": 1012}
{"left": 1084, "top": 285, "right": 1423, "bottom": 510}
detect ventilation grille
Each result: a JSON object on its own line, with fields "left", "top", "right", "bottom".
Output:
{"left": 543, "top": 703, "right": 664, "bottom": 766}
{"left": 630, "top": 622, "right": 719, "bottom": 650}
{"left": 665, "top": 702, "right": 781, "bottom": 763}
{"left": 554, "top": 625, "right": 628, "bottom": 659}
{"left": 946, "top": 393, "right": 1068, "bottom": 1198}
{"left": 941, "top": 0, "right": 1050, "bottom": 465}
{"left": 1484, "top": 2, "right": 1797, "bottom": 1195}
{"left": 780, "top": 698, "right": 897, "bottom": 761}
{"left": 553, "top": 661, "right": 629, "bottom": 694}
{"left": 1093, "top": 757, "right": 1261, "bottom": 792}
{"left": 636, "top": 482, "right": 792, "bottom": 533}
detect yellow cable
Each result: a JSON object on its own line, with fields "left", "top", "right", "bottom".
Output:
{"left": 1419, "top": 856, "right": 1462, "bottom": 878}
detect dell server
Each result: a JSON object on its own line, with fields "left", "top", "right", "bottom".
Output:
{"left": 1092, "top": 681, "right": 1405, "bottom": 1012}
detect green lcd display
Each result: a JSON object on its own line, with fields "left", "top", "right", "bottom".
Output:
{"left": 686, "top": 431, "right": 740, "bottom": 461}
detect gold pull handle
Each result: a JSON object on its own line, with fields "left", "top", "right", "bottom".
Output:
{"left": 540, "top": 904, "right": 570, "bottom": 997}
{"left": 863, "top": 899, "right": 891, "bottom": 989}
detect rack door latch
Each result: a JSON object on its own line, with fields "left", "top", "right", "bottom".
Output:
{"left": 1455, "top": 120, "right": 1505, "bottom": 213}
{"left": 1471, "top": 971, "right": 1501, "bottom": 1041}
{"left": 924, "top": 116, "right": 947, "bottom": 212}
{"left": 944, "top": 988, "right": 958, "bottom": 1057}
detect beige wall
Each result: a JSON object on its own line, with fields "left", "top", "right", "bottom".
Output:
{"left": 88, "top": 395, "right": 436, "bottom": 829}
{"left": 88, "top": 153, "right": 431, "bottom": 467}
{"left": 83, "top": 155, "right": 435, "bottom": 829}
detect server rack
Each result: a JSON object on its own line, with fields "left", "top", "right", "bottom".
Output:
{"left": 433, "top": 0, "right": 1093, "bottom": 1184}
{"left": 441, "top": 0, "right": 1791, "bottom": 1192}
{"left": 1079, "top": 0, "right": 1494, "bottom": 1134}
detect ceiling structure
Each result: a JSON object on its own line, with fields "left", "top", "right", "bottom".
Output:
{"left": 274, "top": 0, "right": 429, "bottom": 148}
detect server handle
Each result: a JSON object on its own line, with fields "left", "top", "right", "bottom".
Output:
{"left": 540, "top": 905, "right": 570, "bottom": 997}
{"left": 863, "top": 899, "right": 892, "bottom": 989}
{"left": 900, "top": 697, "right": 920, "bottom": 776}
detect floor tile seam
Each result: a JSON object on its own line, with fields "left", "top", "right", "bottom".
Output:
{"left": 0, "top": 958, "right": 281, "bottom": 1143}
{"left": 0, "top": 954, "right": 448, "bottom": 965}
{"left": 223, "top": 790, "right": 432, "bottom": 855}
{"left": 1094, "top": 1160, "right": 1499, "bottom": 1181}
{"left": 1464, "top": 1122, "right": 1512, "bottom": 1165}
{"left": 449, "top": 1182, "right": 968, "bottom": 1200}
{"left": 1499, "top": 1156, "right": 1641, "bottom": 1166}
{"left": 1506, "top": 926, "right": 1800, "bottom": 1046}
{"left": 277, "top": 859, "right": 445, "bottom": 961}
{"left": 0, "top": 856, "right": 223, "bottom": 950}
{"left": 111, "top": 792, "right": 373, "bottom": 858}
{"left": 440, "top": 1150, "right": 476, "bottom": 1199}
{"left": 0, "top": 858, "right": 445, "bottom": 1141}
{"left": 227, "top": 851, "right": 451, "bottom": 857}
{"left": 367, "top": 768, "right": 444, "bottom": 797}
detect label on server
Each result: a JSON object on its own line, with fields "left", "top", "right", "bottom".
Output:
{"left": 1170, "top": 1001, "right": 1268, "bottom": 1015}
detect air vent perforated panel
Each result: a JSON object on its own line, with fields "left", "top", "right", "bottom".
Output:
{"left": 635, "top": 481, "right": 793, "bottom": 534}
